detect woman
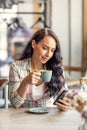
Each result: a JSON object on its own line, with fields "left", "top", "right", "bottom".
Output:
{"left": 9, "top": 28, "right": 70, "bottom": 111}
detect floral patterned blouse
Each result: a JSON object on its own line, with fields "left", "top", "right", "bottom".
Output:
{"left": 9, "top": 58, "right": 66, "bottom": 108}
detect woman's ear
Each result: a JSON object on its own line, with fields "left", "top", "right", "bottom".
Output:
{"left": 32, "top": 40, "right": 36, "bottom": 49}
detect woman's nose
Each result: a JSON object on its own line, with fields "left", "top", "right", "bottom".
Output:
{"left": 46, "top": 50, "right": 51, "bottom": 57}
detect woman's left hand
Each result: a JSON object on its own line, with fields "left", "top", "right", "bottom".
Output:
{"left": 55, "top": 97, "right": 71, "bottom": 111}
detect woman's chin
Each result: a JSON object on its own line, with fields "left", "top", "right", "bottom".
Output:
{"left": 41, "top": 60, "right": 48, "bottom": 64}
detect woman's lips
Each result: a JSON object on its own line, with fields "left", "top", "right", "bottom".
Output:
{"left": 42, "top": 56, "right": 49, "bottom": 61}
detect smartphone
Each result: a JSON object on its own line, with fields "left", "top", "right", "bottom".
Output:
{"left": 53, "top": 90, "right": 68, "bottom": 105}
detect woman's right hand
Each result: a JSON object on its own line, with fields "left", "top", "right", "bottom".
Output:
{"left": 25, "top": 70, "right": 41, "bottom": 85}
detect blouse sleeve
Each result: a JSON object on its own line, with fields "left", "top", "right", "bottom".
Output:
{"left": 8, "top": 63, "right": 24, "bottom": 108}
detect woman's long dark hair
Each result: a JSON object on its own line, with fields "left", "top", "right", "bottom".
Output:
{"left": 20, "top": 28, "right": 65, "bottom": 96}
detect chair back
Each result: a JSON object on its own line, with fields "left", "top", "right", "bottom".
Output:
{"left": 0, "top": 78, "right": 9, "bottom": 108}
{"left": 0, "top": 79, "right": 8, "bottom": 90}
{"left": 64, "top": 66, "right": 87, "bottom": 87}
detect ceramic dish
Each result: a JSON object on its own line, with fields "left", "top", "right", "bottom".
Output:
{"left": 28, "top": 107, "right": 49, "bottom": 114}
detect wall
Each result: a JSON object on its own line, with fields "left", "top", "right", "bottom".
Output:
{"left": 17, "top": 2, "right": 34, "bottom": 29}
{"left": 52, "top": 0, "right": 69, "bottom": 65}
{"left": 52, "top": 0, "right": 82, "bottom": 68}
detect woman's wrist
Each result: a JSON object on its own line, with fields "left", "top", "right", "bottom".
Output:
{"left": 23, "top": 75, "right": 31, "bottom": 85}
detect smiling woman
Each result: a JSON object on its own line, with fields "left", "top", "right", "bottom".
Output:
{"left": 31, "top": 35, "right": 56, "bottom": 64}
{"left": 8, "top": 28, "right": 70, "bottom": 111}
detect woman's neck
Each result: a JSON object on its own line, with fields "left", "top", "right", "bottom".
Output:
{"left": 31, "top": 58, "right": 44, "bottom": 71}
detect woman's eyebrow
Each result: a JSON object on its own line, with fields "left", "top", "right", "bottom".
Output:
{"left": 43, "top": 44, "right": 49, "bottom": 47}
{"left": 43, "top": 44, "right": 55, "bottom": 49}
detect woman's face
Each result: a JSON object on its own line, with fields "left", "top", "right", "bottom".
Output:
{"left": 32, "top": 35, "right": 56, "bottom": 64}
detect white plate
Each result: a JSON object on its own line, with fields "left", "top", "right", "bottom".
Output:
{"left": 28, "top": 107, "right": 49, "bottom": 114}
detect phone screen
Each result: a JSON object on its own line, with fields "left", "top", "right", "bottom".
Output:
{"left": 53, "top": 90, "right": 67, "bottom": 105}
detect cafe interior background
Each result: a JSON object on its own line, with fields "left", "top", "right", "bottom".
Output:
{"left": 0, "top": 0, "right": 87, "bottom": 107}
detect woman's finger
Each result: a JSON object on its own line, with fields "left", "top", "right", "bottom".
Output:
{"left": 55, "top": 101, "right": 70, "bottom": 111}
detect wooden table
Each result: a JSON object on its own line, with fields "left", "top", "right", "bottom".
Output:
{"left": 0, "top": 107, "right": 82, "bottom": 130}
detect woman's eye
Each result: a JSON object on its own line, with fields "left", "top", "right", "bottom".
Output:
{"left": 51, "top": 49, "right": 55, "bottom": 53}
{"left": 42, "top": 46, "right": 48, "bottom": 50}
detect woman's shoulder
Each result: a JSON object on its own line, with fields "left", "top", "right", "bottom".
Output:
{"left": 10, "top": 58, "right": 31, "bottom": 68}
